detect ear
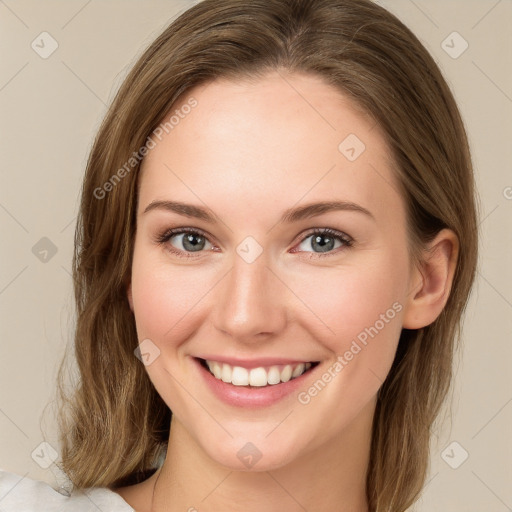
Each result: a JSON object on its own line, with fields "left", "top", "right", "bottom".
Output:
{"left": 402, "top": 228, "right": 459, "bottom": 329}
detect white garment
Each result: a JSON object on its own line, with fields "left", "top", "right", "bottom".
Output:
{"left": 0, "top": 469, "right": 134, "bottom": 511}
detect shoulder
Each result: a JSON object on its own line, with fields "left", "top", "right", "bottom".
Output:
{"left": 0, "top": 469, "right": 134, "bottom": 512}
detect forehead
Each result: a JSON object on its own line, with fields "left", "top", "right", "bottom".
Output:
{"left": 137, "top": 71, "right": 403, "bottom": 225}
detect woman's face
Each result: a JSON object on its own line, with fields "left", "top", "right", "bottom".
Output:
{"left": 128, "top": 71, "right": 415, "bottom": 470}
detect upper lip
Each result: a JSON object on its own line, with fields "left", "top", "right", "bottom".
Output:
{"left": 195, "top": 355, "right": 316, "bottom": 369}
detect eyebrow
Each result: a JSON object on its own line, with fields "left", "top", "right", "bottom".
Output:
{"left": 142, "top": 199, "right": 375, "bottom": 223}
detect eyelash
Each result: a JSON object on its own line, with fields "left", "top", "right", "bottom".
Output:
{"left": 155, "top": 226, "right": 353, "bottom": 259}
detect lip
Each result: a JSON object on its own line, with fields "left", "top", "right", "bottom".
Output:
{"left": 192, "top": 356, "right": 320, "bottom": 408}
{"left": 195, "top": 355, "right": 313, "bottom": 370}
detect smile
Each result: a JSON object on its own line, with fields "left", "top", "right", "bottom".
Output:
{"left": 197, "top": 358, "right": 319, "bottom": 387}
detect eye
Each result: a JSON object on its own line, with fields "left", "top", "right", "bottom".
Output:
{"left": 292, "top": 228, "right": 353, "bottom": 257}
{"left": 156, "top": 227, "right": 214, "bottom": 258}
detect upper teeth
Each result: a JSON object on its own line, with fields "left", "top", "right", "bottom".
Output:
{"left": 206, "top": 360, "right": 313, "bottom": 387}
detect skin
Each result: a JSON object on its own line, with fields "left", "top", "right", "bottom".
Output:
{"left": 115, "top": 70, "right": 458, "bottom": 511}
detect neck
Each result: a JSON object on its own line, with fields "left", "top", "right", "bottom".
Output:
{"left": 151, "top": 398, "right": 374, "bottom": 512}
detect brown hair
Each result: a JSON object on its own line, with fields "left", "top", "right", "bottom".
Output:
{"left": 54, "top": 0, "right": 478, "bottom": 510}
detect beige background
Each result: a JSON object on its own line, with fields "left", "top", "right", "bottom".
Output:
{"left": 0, "top": 0, "right": 511, "bottom": 510}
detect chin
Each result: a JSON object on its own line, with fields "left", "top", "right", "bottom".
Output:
{"left": 199, "top": 433, "right": 303, "bottom": 472}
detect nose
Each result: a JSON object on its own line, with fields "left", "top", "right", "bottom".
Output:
{"left": 211, "top": 251, "right": 287, "bottom": 343}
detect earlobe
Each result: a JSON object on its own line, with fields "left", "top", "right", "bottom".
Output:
{"left": 402, "top": 228, "right": 459, "bottom": 329}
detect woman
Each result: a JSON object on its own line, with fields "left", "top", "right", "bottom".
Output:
{"left": 0, "top": 0, "right": 478, "bottom": 510}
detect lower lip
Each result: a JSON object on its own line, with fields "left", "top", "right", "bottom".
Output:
{"left": 193, "top": 357, "right": 318, "bottom": 408}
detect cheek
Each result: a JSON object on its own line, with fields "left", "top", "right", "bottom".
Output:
{"left": 287, "top": 252, "right": 409, "bottom": 413}
{"left": 290, "top": 261, "right": 406, "bottom": 426}
{"left": 130, "top": 245, "right": 205, "bottom": 341}
{"left": 290, "top": 257, "right": 406, "bottom": 351}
